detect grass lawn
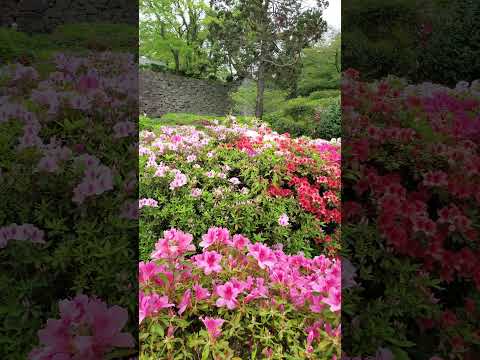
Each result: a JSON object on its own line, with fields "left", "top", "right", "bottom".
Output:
{"left": 139, "top": 112, "right": 256, "bottom": 131}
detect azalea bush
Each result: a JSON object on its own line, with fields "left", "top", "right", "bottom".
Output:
{"left": 139, "top": 118, "right": 341, "bottom": 259}
{"left": 0, "top": 52, "right": 138, "bottom": 357}
{"left": 342, "top": 69, "right": 480, "bottom": 359}
{"left": 139, "top": 227, "right": 341, "bottom": 359}
{"left": 139, "top": 115, "right": 341, "bottom": 358}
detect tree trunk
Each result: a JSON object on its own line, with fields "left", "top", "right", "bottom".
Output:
{"left": 255, "top": 61, "right": 266, "bottom": 119}
{"left": 172, "top": 50, "right": 180, "bottom": 73}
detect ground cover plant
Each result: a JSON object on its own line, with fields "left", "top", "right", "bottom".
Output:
{"left": 139, "top": 115, "right": 341, "bottom": 358}
{"left": 342, "top": 69, "right": 480, "bottom": 359}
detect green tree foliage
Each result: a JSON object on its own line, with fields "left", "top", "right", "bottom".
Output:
{"left": 209, "top": 0, "right": 328, "bottom": 118}
{"left": 140, "top": 0, "right": 226, "bottom": 79}
{"left": 417, "top": 0, "right": 480, "bottom": 86}
{"left": 342, "top": 0, "right": 419, "bottom": 80}
{"left": 297, "top": 32, "right": 341, "bottom": 96}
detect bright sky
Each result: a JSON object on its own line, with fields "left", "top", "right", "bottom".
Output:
{"left": 304, "top": 0, "right": 341, "bottom": 31}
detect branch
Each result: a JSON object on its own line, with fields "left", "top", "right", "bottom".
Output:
{"left": 262, "top": 55, "right": 300, "bottom": 67}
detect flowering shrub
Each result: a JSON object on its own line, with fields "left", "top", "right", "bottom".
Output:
{"left": 29, "top": 295, "right": 134, "bottom": 360}
{"left": 139, "top": 118, "right": 341, "bottom": 259}
{"left": 0, "top": 52, "right": 137, "bottom": 356}
{"left": 139, "top": 227, "right": 340, "bottom": 359}
{"left": 342, "top": 69, "right": 480, "bottom": 359}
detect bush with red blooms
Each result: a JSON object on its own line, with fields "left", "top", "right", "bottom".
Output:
{"left": 233, "top": 131, "right": 341, "bottom": 255}
{"left": 342, "top": 69, "right": 480, "bottom": 359}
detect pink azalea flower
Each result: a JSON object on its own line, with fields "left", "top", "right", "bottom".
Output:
{"left": 138, "top": 261, "right": 163, "bottom": 285}
{"left": 247, "top": 243, "right": 276, "bottom": 269}
{"left": 151, "top": 229, "right": 195, "bottom": 259}
{"left": 82, "top": 299, "right": 135, "bottom": 352}
{"left": 31, "top": 295, "right": 134, "bottom": 360}
{"left": 322, "top": 287, "right": 341, "bottom": 312}
{"left": 199, "top": 227, "right": 230, "bottom": 248}
{"left": 139, "top": 198, "right": 158, "bottom": 209}
{"left": 215, "top": 281, "right": 241, "bottom": 310}
{"left": 200, "top": 316, "right": 225, "bottom": 339}
{"left": 310, "top": 295, "right": 325, "bottom": 313}
{"left": 244, "top": 278, "right": 269, "bottom": 303}
{"left": 169, "top": 171, "right": 188, "bottom": 190}
{"left": 178, "top": 289, "right": 192, "bottom": 315}
{"left": 193, "top": 250, "right": 223, "bottom": 275}
{"left": 230, "top": 234, "right": 250, "bottom": 250}
{"left": 194, "top": 284, "right": 211, "bottom": 301}
{"left": 191, "top": 188, "right": 202, "bottom": 197}
{"left": 139, "top": 292, "right": 174, "bottom": 324}
{"left": 278, "top": 213, "right": 290, "bottom": 226}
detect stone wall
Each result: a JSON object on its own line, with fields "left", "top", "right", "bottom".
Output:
{"left": 1, "top": 0, "right": 137, "bottom": 33}
{"left": 140, "top": 71, "right": 239, "bottom": 117}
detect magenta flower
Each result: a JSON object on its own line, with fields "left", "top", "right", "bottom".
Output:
{"left": 193, "top": 250, "right": 223, "bottom": 275}
{"left": 30, "top": 295, "right": 134, "bottom": 360}
{"left": 194, "top": 284, "right": 211, "bottom": 301}
{"left": 178, "top": 289, "right": 192, "bottom": 315}
{"left": 139, "top": 261, "right": 163, "bottom": 285}
{"left": 139, "top": 292, "right": 174, "bottom": 324}
{"left": 322, "top": 286, "right": 341, "bottom": 312}
{"left": 309, "top": 295, "right": 325, "bottom": 313}
{"left": 247, "top": 243, "right": 276, "bottom": 269}
{"left": 199, "top": 227, "right": 230, "bottom": 248}
{"left": 215, "top": 281, "right": 241, "bottom": 310}
{"left": 151, "top": 229, "right": 195, "bottom": 259}
{"left": 200, "top": 317, "right": 225, "bottom": 339}
{"left": 230, "top": 234, "right": 250, "bottom": 250}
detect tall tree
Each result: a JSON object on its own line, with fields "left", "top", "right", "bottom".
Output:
{"left": 210, "top": 0, "right": 328, "bottom": 118}
{"left": 140, "top": 0, "right": 223, "bottom": 77}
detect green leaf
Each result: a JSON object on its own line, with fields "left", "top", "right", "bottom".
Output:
{"left": 201, "top": 344, "right": 210, "bottom": 360}
{"left": 391, "top": 347, "right": 411, "bottom": 360}
{"left": 151, "top": 323, "right": 164, "bottom": 338}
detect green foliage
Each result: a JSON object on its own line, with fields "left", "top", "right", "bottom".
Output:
{"left": 297, "top": 34, "right": 341, "bottom": 96}
{"left": 49, "top": 23, "right": 137, "bottom": 51}
{"left": 342, "top": 0, "right": 421, "bottom": 80}
{"left": 315, "top": 99, "right": 341, "bottom": 140}
{"left": 0, "top": 24, "right": 137, "bottom": 64}
{"left": 417, "top": 0, "right": 480, "bottom": 85}
{"left": 139, "top": 113, "right": 255, "bottom": 131}
{"left": 142, "top": 298, "right": 338, "bottom": 359}
{"left": 0, "top": 29, "right": 35, "bottom": 63}
{"left": 140, "top": 0, "right": 226, "bottom": 79}
{"left": 230, "top": 80, "right": 288, "bottom": 116}
{"left": 282, "top": 97, "right": 320, "bottom": 118}
{"left": 264, "top": 97, "right": 340, "bottom": 139}
{"left": 308, "top": 90, "right": 340, "bottom": 99}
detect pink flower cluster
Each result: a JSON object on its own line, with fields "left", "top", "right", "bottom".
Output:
{"left": 169, "top": 170, "right": 188, "bottom": 190}
{"left": 72, "top": 155, "right": 114, "bottom": 204}
{"left": 151, "top": 228, "right": 196, "bottom": 260}
{"left": 29, "top": 294, "right": 134, "bottom": 360}
{"left": 139, "top": 227, "right": 341, "bottom": 348}
{"left": 139, "top": 198, "right": 159, "bottom": 209}
{"left": 113, "top": 121, "right": 137, "bottom": 138}
{"left": 37, "top": 142, "right": 72, "bottom": 173}
{"left": 0, "top": 223, "right": 45, "bottom": 248}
